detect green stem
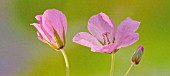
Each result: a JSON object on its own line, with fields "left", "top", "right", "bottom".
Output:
{"left": 60, "top": 49, "right": 70, "bottom": 76}
{"left": 124, "top": 63, "right": 134, "bottom": 76}
{"left": 110, "top": 53, "right": 115, "bottom": 76}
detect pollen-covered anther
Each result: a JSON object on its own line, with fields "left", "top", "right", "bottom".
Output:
{"left": 102, "top": 32, "right": 110, "bottom": 45}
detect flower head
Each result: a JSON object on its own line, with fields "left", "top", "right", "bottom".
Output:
{"left": 73, "top": 13, "right": 140, "bottom": 53}
{"left": 31, "top": 9, "right": 67, "bottom": 50}
{"left": 132, "top": 46, "right": 144, "bottom": 65}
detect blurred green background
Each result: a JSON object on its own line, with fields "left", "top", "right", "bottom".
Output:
{"left": 0, "top": 0, "right": 170, "bottom": 76}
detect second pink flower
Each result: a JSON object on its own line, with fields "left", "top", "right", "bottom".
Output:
{"left": 73, "top": 13, "right": 140, "bottom": 53}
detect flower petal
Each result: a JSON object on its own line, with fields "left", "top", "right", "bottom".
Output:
{"left": 73, "top": 32, "right": 103, "bottom": 51}
{"left": 96, "top": 43, "right": 118, "bottom": 53}
{"left": 118, "top": 33, "right": 139, "bottom": 48}
{"left": 32, "top": 23, "right": 51, "bottom": 42}
{"left": 42, "top": 9, "right": 67, "bottom": 42}
{"left": 115, "top": 17, "right": 140, "bottom": 47}
{"left": 35, "top": 15, "right": 42, "bottom": 24}
{"left": 88, "top": 13, "right": 116, "bottom": 43}
{"left": 37, "top": 32, "right": 44, "bottom": 42}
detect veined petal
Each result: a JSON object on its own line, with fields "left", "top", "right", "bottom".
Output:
{"left": 32, "top": 23, "right": 52, "bottom": 42}
{"left": 96, "top": 43, "right": 118, "bottom": 53}
{"left": 88, "top": 13, "right": 116, "bottom": 43}
{"left": 42, "top": 9, "right": 67, "bottom": 42}
{"left": 35, "top": 15, "right": 42, "bottom": 24}
{"left": 115, "top": 17, "right": 140, "bottom": 41}
{"left": 73, "top": 32, "right": 103, "bottom": 51}
{"left": 37, "top": 32, "right": 44, "bottom": 42}
{"left": 37, "top": 31, "right": 57, "bottom": 48}
{"left": 115, "top": 17, "right": 140, "bottom": 47}
{"left": 118, "top": 33, "right": 139, "bottom": 48}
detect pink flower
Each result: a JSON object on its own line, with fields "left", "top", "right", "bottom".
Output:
{"left": 31, "top": 9, "right": 67, "bottom": 50}
{"left": 73, "top": 13, "right": 140, "bottom": 53}
{"left": 132, "top": 45, "right": 144, "bottom": 65}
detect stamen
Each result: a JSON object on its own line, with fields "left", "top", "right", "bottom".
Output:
{"left": 103, "top": 36, "right": 106, "bottom": 45}
{"left": 113, "top": 37, "right": 115, "bottom": 43}
{"left": 102, "top": 32, "right": 110, "bottom": 45}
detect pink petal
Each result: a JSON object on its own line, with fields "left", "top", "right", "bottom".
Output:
{"left": 88, "top": 13, "right": 116, "bottom": 43}
{"left": 96, "top": 43, "right": 118, "bottom": 53}
{"left": 115, "top": 17, "right": 140, "bottom": 47}
{"left": 136, "top": 45, "right": 144, "bottom": 52}
{"left": 42, "top": 9, "right": 67, "bottom": 42}
{"left": 118, "top": 33, "right": 139, "bottom": 48}
{"left": 35, "top": 15, "right": 42, "bottom": 24}
{"left": 73, "top": 32, "right": 103, "bottom": 51}
{"left": 37, "top": 32, "right": 44, "bottom": 42}
{"left": 32, "top": 23, "right": 52, "bottom": 42}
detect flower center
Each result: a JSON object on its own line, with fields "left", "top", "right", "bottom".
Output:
{"left": 102, "top": 32, "right": 110, "bottom": 45}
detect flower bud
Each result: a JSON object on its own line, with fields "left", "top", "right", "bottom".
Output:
{"left": 132, "top": 46, "right": 144, "bottom": 65}
{"left": 32, "top": 9, "right": 67, "bottom": 50}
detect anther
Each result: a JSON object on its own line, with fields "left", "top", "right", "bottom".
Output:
{"left": 102, "top": 32, "right": 110, "bottom": 45}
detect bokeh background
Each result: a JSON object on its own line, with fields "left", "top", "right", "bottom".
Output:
{"left": 0, "top": 0, "right": 170, "bottom": 76}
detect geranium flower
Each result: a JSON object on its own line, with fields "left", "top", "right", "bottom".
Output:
{"left": 31, "top": 9, "right": 67, "bottom": 50}
{"left": 73, "top": 13, "right": 140, "bottom": 53}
